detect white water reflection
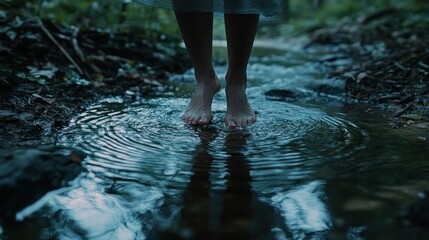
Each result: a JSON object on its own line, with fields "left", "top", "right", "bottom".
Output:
{"left": 43, "top": 174, "right": 175, "bottom": 240}
{"left": 270, "top": 180, "right": 332, "bottom": 239}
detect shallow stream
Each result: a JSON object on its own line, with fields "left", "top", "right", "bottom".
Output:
{"left": 3, "top": 43, "right": 429, "bottom": 239}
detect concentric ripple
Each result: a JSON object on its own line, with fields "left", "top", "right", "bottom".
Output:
{"left": 59, "top": 95, "right": 367, "bottom": 185}
{"left": 53, "top": 95, "right": 368, "bottom": 239}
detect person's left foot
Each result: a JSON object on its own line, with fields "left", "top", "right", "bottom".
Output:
{"left": 224, "top": 82, "right": 256, "bottom": 128}
{"left": 183, "top": 76, "right": 221, "bottom": 125}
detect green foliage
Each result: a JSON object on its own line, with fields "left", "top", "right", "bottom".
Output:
{"left": 1, "top": 0, "right": 180, "bottom": 36}
{"left": 2, "top": 0, "right": 428, "bottom": 38}
{"left": 260, "top": 0, "right": 429, "bottom": 37}
{"left": 44, "top": 0, "right": 179, "bottom": 35}
{"left": 0, "top": 0, "right": 39, "bottom": 17}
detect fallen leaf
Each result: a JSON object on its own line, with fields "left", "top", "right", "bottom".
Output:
{"left": 356, "top": 72, "right": 367, "bottom": 83}
{"left": 28, "top": 66, "right": 58, "bottom": 79}
{"left": 0, "top": 110, "right": 17, "bottom": 117}
{"left": 64, "top": 70, "right": 90, "bottom": 86}
{"left": 411, "top": 122, "right": 429, "bottom": 129}
{"left": 32, "top": 93, "right": 54, "bottom": 104}
{"left": 401, "top": 114, "right": 426, "bottom": 121}
{"left": 125, "top": 90, "right": 135, "bottom": 95}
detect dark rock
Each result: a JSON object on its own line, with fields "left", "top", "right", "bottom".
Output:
{"left": 0, "top": 70, "right": 18, "bottom": 92}
{"left": 0, "top": 146, "right": 85, "bottom": 221}
{"left": 265, "top": 89, "right": 301, "bottom": 102}
{"left": 312, "top": 84, "right": 344, "bottom": 96}
{"left": 404, "top": 191, "right": 429, "bottom": 228}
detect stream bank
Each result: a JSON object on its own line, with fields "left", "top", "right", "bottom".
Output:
{"left": 305, "top": 7, "right": 429, "bottom": 128}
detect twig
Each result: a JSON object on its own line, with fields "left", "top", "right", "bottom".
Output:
{"left": 72, "top": 26, "right": 85, "bottom": 62}
{"left": 394, "top": 61, "right": 407, "bottom": 72}
{"left": 37, "top": 18, "right": 84, "bottom": 76}
{"left": 71, "top": 26, "right": 93, "bottom": 80}
{"left": 393, "top": 102, "right": 413, "bottom": 118}
{"left": 419, "top": 61, "right": 429, "bottom": 69}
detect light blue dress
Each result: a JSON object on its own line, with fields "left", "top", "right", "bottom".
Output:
{"left": 132, "top": 0, "right": 282, "bottom": 17}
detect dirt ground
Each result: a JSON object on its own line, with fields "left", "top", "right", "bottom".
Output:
{"left": 306, "top": 7, "right": 429, "bottom": 129}
{"left": 0, "top": 17, "right": 191, "bottom": 148}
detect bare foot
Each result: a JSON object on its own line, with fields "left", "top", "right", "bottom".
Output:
{"left": 183, "top": 77, "right": 221, "bottom": 125}
{"left": 224, "top": 82, "right": 256, "bottom": 128}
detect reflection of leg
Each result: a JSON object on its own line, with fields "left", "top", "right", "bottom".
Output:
{"left": 220, "top": 131, "right": 253, "bottom": 238}
{"left": 224, "top": 14, "right": 259, "bottom": 127}
{"left": 174, "top": 11, "right": 220, "bottom": 125}
{"left": 179, "top": 153, "right": 212, "bottom": 238}
{"left": 178, "top": 128, "right": 217, "bottom": 238}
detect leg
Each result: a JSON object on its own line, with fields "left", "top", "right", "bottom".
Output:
{"left": 174, "top": 11, "right": 221, "bottom": 125}
{"left": 224, "top": 14, "right": 259, "bottom": 128}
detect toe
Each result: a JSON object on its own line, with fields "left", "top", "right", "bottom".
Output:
{"left": 198, "top": 119, "right": 209, "bottom": 125}
{"left": 240, "top": 119, "right": 248, "bottom": 126}
{"left": 198, "top": 115, "right": 211, "bottom": 125}
{"left": 192, "top": 116, "right": 201, "bottom": 125}
{"left": 226, "top": 119, "right": 237, "bottom": 128}
{"left": 245, "top": 118, "right": 251, "bottom": 126}
{"left": 247, "top": 117, "right": 255, "bottom": 125}
{"left": 186, "top": 116, "right": 195, "bottom": 125}
{"left": 183, "top": 113, "right": 192, "bottom": 122}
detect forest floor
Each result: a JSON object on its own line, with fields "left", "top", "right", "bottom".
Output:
{"left": 0, "top": 17, "right": 191, "bottom": 148}
{"left": 304, "top": 7, "right": 429, "bottom": 128}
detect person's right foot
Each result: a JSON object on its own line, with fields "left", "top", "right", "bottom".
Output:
{"left": 224, "top": 81, "right": 256, "bottom": 128}
{"left": 182, "top": 76, "right": 221, "bottom": 125}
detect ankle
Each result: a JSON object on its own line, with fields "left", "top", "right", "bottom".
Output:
{"left": 195, "top": 68, "right": 216, "bottom": 82}
{"left": 225, "top": 72, "right": 247, "bottom": 89}
{"left": 226, "top": 82, "right": 246, "bottom": 89}
{"left": 225, "top": 84, "right": 247, "bottom": 98}
{"left": 225, "top": 81, "right": 246, "bottom": 91}
{"left": 195, "top": 77, "right": 221, "bottom": 93}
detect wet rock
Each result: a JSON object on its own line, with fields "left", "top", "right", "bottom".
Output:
{"left": 265, "top": 89, "right": 302, "bottom": 102}
{"left": 0, "top": 146, "right": 85, "bottom": 221}
{"left": 403, "top": 191, "right": 429, "bottom": 228}
{"left": 314, "top": 84, "right": 344, "bottom": 96}
{"left": 0, "top": 110, "right": 19, "bottom": 122}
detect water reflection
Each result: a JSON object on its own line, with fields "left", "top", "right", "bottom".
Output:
{"left": 9, "top": 88, "right": 378, "bottom": 240}
{"left": 220, "top": 130, "right": 254, "bottom": 239}
{"left": 158, "top": 127, "right": 332, "bottom": 240}
{"left": 270, "top": 180, "right": 332, "bottom": 239}
{"left": 175, "top": 127, "right": 217, "bottom": 239}
{"left": 158, "top": 128, "right": 261, "bottom": 239}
